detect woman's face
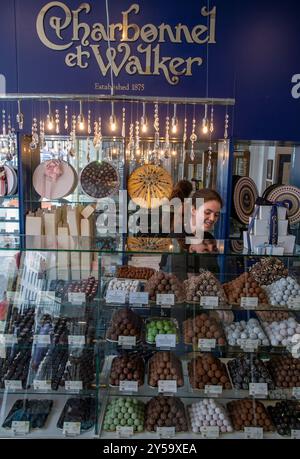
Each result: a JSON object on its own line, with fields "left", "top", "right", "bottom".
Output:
{"left": 191, "top": 199, "right": 221, "bottom": 233}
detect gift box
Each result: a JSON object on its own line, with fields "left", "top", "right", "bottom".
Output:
{"left": 277, "top": 235, "right": 296, "bottom": 254}
{"left": 259, "top": 205, "right": 287, "bottom": 221}
{"left": 243, "top": 232, "right": 269, "bottom": 250}
{"left": 249, "top": 218, "right": 288, "bottom": 237}
{"left": 265, "top": 245, "right": 285, "bottom": 256}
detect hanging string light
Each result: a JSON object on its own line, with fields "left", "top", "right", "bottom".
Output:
{"left": 16, "top": 100, "right": 24, "bottom": 130}
{"left": 55, "top": 109, "right": 60, "bottom": 134}
{"left": 190, "top": 104, "right": 197, "bottom": 160}
{"left": 46, "top": 100, "right": 54, "bottom": 131}
{"left": 171, "top": 103, "right": 178, "bottom": 134}
{"left": 64, "top": 105, "right": 68, "bottom": 130}
{"left": 109, "top": 101, "right": 117, "bottom": 132}
{"left": 122, "top": 106, "right": 126, "bottom": 138}
{"left": 210, "top": 104, "right": 214, "bottom": 133}
{"left": 141, "top": 102, "right": 148, "bottom": 133}
{"left": 77, "top": 101, "right": 85, "bottom": 131}
{"left": 222, "top": 107, "right": 229, "bottom": 164}
{"left": 202, "top": 104, "right": 208, "bottom": 134}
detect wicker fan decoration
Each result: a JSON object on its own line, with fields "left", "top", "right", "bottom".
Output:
{"left": 128, "top": 164, "right": 173, "bottom": 208}
{"left": 126, "top": 237, "right": 173, "bottom": 252}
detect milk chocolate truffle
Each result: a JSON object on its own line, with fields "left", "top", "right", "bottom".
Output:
{"left": 223, "top": 272, "right": 268, "bottom": 305}
{"left": 80, "top": 161, "right": 119, "bottom": 199}
{"left": 183, "top": 312, "right": 226, "bottom": 347}
{"left": 106, "top": 308, "right": 143, "bottom": 342}
{"left": 110, "top": 353, "right": 145, "bottom": 386}
{"left": 117, "top": 266, "right": 155, "bottom": 280}
{"left": 145, "top": 396, "right": 188, "bottom": 432}
{"left": 267, "top": 355, "right": 300, "bottom": 388}
{"left": 256, "top": 311, "right": 290, "bottom": 323}
{"left": 227, "top": 399, "right": 275, "bottom": 431}
{"left": 148, "top": 351, "right": 184, "bottom": 387}
{"left": 188, "top": 354, "right": 231, "bottom": 390}
{"left": 145, "top": 271, "right": 185, "bottom": 303}
{"left": 184, "top": 270, "right": 227, "bottom": 305}
{"left": 249, "top": 257, "right": 288, "bottom": 286}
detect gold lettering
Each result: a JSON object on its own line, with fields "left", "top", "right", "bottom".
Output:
{"left": 65, "top": 45, "right": 90, "bottom": 68}
{"left": 158, "top": 23, "right": 177, "bottom": 43}
{"left": 169, "top": 57, "right": 186, "bottom": 75}
{"left": 125, "top": 55, "right": 144, "bottom": 75}
{"left": 153, "top": 44, "right": 179, "bottom": 85}
{"left": 201, "top": 5, "right": 216, "bottom": 43}
{"left": 191, "top": 24, "right": 209, "bottom": 44}
{"left": 121, "top": 4, "right": 140, "bottom": 41}
{"left": 91, "top": 43, "right": 130, "bottom": 76}
{"left": 72, "top": 3, "right": 91, "bottom": 46}
{"left": 109, "top": 23, "right": 123, "bottom": 41}
{"left": 185, "top": 56, "right": 203, "bottom": 76}
{"left": 91, "top": 23, "right": 108, "bottom": 41}
{"left": 140, "top": 24, "right": 158, "bottom": 43}
{"left": 175, "top": 24, "right": 193, "bottom": 43}
{"left": 36, "top": 1, "right": 72, "bottom": 50}
{"left": 137, "top": 44, "right": 152, "bottom": 73}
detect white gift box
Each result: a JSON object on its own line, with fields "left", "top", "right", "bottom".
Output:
{"left": 265, "top": 245, "right": 285, "bottom": 256}
{"left": 243, "top": 232, "right": 268, "bottom": 250}
{"left": 249, "top": 218, "right": 288, "bottom": 236}
{"left": 243, "top": 232, "right": 295, "bottom": 254}
{"left": 277, "top": 235, "right": 296, "bottom": 254}
{"left": 258, "top": 205, "right": 287, "bottom": 221}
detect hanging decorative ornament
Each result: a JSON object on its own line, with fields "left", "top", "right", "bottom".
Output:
{"left": 64, "top": 105, "right": 68, "bottom": 130}
{"left": 164, "top": 115, "right": 170, "bottom": 158}
{"left": 69, "top": 114, "right": 76, "bottom": 157}
{"left": 153, "top": 103, "right": 160, "bottom": 163}
{"left": 8, "top": 127, "right": 17, "bottom": 160}
{"left": 30, "top": 117, "right": 39, "bottom": 150}
{"left": 39, "top": 120, "right": 46, "bottom": 149}
{"left": 93, "top": 120, "right": 99, "bottom": 147}
{"left": 16, "top": 100, "right": 24, "bottom": 130}
{"left": 190, "top": 110, "right": 197, "bottom": 161}
{"left": 87, "top": 109, "right": 91, "bottom": 135}
{"left": 122, "top": 107, "right": 126, "bottom": 138}
{"left": 77, "top": 101, "right": 85, "bottom": 131}
{"left": 171, "top": 103, "right": 178, "bottom": 134}
{"left": 223, "top": 109, "right": 229, "bottom": 163}
{"left": 210, "top": 105, "right": 214, "bottom": 133}
{"left": 141, "top": 102, "right": 148, "bottom": 133}
{"left": 55, "top": 109, "right": 60, "bottom": 134}
{"left": 7, "top": 114, "right": 11, "bottom": 136}
{"left": 87, "top": 136, "right": 91, "bottom": 163}
{"left": 128, "top": 122, "right": 134, "bottom": 161}
{"left": 182, "top": 108, "right": 187, "bottom": 174}
{"left": 135, "top": 120, "right": 140, "bottom": 157}
{"left": 46, "top": 100, "right": 54, "bottom": 131}
{"left": 2, "top": 109, "right": 6, "bottom": 136}
{"left": 206, "top": 145, "right": 212, "bottom": 187}
{"left": 202, "top": 104, "right": 208, "bottom": 134}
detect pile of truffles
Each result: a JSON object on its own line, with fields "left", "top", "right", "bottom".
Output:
{"left": 117, "top": 266, "right": 155, "bottom": 280}
{"left": 268, "top": 401, "right": 300, "bottom": 436}
{"left": 262, "top": 316, "right": 300, "bottom": 347}
{"left": 223, "top": 272, "right": 268, "bottom": 305}
{"left": 63, "top": 348, "right": 95, "bottom": 390}
{"left": 210, "top": 310, "right": 234, "bottom": 325}
{"left": 57, "top": 397, "right": 96, "bottom": 431}
{"left": 80, "top": 161, "right": 119, "bottom": 199}
{"left": 145, "top": 271, "right": 185, "bottom": 303}
{"left": 228, "top": 355, "right": 275, "bottom": 390}
{"left": 146, "top": 319, "right": 178, "bottom": 344}
{"left": 148, "top": 351, "right": 184, "bottom": 387}
{"left": 183, "top": 313, "right": 226, "bottom": 347}
{"left": 103, "top": 397, "right": 144, "bottom": 432}
{"left": 249, "top": 257, "right": 288, "bottom": 285}
{"left": 106, "top": 279, "right": 140, "bottom": 301}
{"left": 49, "top": 277, "right": 98, "bottom": 301}
{"left": 106, "top": 308, "right": 143, "bottom": 342}
{"left": 109, "top": 354, "right": 145, "bottom": 387}
{"left": 34, "top": 346, "right": 69, "bottom": 390}
{"left": 188, "top": 399, "right": 233, "bottom": 434}
{"left": 225, "top": 318, "right": 269, "bottom": 347}
{"left": 227, "top": 400, "right": 274, "bottom": 431}
{"left": 188, "top": 354, "right": 231, "bottom": 390}
{"left": 256, "top": 311, "right": 290, "bottom": 322}
{"left": 2, "top": 399, "right": 53, "bottom": 429}
{"left": 267, "top": 356, "right": 300, "bottom": 388}
{"left": 145, "top": 396, "right": 188, "bottom": 432}
{"left": 0, "top": 348, "right": 32, "bottom": 389}
{"left": 4, "top": 306, "right": 35, "bottom": 343}
{"left": 184, "top": 271, "right": 227, "bottom": 305}
{"left": 263, "top": 276, "right": 300, "bottom": 307}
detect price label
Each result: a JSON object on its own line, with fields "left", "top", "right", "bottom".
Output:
{"left": 119, "top": 381, "right": 138, "bottom": 393}
{"left": 65, "top": 381, "right": 83, "bottom": 391}
{"left": 33, "top": 334, "right": 51, "bottom": 345}
{"left": 156, "top": 334, "right": 176, "bottom": 348}
{"left": 33, "top": 380, "right": 52, "bottom": 391}
{"left": 292, "top": 387, "right": 300, "bottom": 399}
{"left": 288, "top": 298, "right": 300, "bottom": 310}
{"left": 157, "top": 427, "right": 175, "bottom": 438}
{"left": 200, "top": 296, "right": 219, "bottom": 308}
{"left": 158, "top": 380, "right": 177, "bottom": 393}
{"left": 241, "top": 297, "right": 258, "bottom": 309}
{"left": 12, "top": 421, "right": 30, "bottom": 435}
{"left": 63, "top": 422, "right": 81, "bottom": 436}
{"left": 198, "top": 338, "right": 216, "bottom": 351}
{"left": 291, "top": 430, "right": 300, "bottom": 439}
{"left": 118, "top": 336, "right": 136, "bottom": 347}
{"left": 68, "top": 335, "right": 85, "bottom": 346}
{"left": 4, "top": 380, "right": 22, "bottom": 390}
{"left": 156, "top": 294, "right": 175, "bottom": 306}
{"left": 0, "top": 334, "right": 18, "bottom": 345}
{"left": 249, "top": 383, "right": 268, "bottom": 397}
{"left": 129, "top": 292, "right": 149, "bottom": 305}
{"left": 240, "top": 339, "right": 259, "bottom": 352}
{"left": 200, "top": 426, "right": 220, "bottom": 438}
{"left": 106, "top": 291, "right": 126, "bottom": 304}
{"left": 116, "top": 426, "right": 133, "bottom": 437}
{"left": 244, "top": 427, "right": 263, "bottom": 439}
{"left": 204, "top": 385, "right": 223, "bottom": 396}
{"left": 68, "top": 292, "right": 86, "bottom": 305}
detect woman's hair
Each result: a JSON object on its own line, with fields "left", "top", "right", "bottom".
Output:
{"left": 191, "top": 188, "right": 223, "bottom": 208}
{"left": 170, "top": 180, "right": 193, "bottom": 202}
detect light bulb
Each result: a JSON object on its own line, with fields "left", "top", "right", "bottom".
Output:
{"left": 202, "top": 104, "right": 208, "bottom": 134}
{"left": 110, "top": 115, "right": 117, "bottom": 132}
{"left": 78, "top": 113, "right": 85, "bottom": 131}
{"left": 47, "top": 115, "right": 54, "bottom": 131}
{"left": 141, "top": 115, "right": 148, "bottom": 133}
{"left": 171, "top": 117, "right": 178, "bottom": 134}
{"left": 171, "top": 149, "right": 177, "bottom": 156}
{"left": 202, "top": 122, "right": 208, "bottom": 134}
